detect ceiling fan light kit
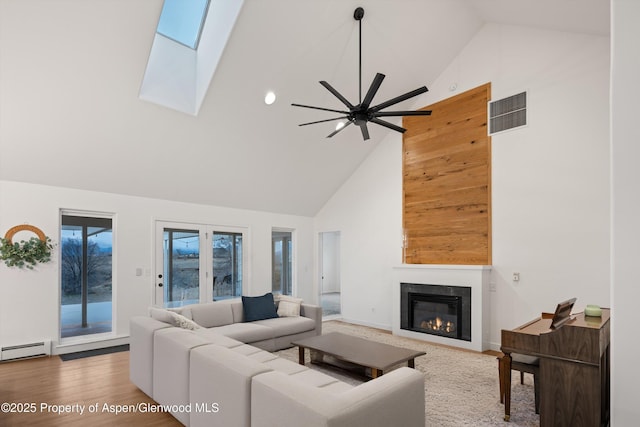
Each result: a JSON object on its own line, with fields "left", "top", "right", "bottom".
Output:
{"left": 293, "top": 7, "right": 432, "bottom": 141}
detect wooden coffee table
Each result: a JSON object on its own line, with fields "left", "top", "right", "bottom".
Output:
{"left": 292, "top": 332, "right": 425, "bottom": 379}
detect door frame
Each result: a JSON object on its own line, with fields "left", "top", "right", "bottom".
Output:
{"left": 318, "top": 231, "right": 341, "bottom": 316}
{"left": 59, "top": 209, "right": 116, "bottom": 342}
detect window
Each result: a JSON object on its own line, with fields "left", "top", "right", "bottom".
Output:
{"left": 60, "top": 214, "right": 113, "bottom": 339}
{"left": 272, "top": 230, "right": 293, "bottom": 295}
{"left": 157, "top": 0, "right": 210, "bottom": 49}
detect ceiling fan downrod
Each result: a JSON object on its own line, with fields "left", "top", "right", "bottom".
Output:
{"left": 354, "top": 7, "right": 364, "bottom": 104}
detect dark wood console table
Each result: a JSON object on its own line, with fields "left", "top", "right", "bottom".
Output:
{"left": 501, "top": 309, "right": 610, "bottom": 426}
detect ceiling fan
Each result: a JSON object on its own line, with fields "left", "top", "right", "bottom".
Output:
{"left": 292, "top": 7, "right": 432, "bottom": 141}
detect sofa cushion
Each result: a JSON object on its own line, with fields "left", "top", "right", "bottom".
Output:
{"left": 190, "top": 344, "right": 273, "bottom": 427}
{"left": 242, "top": 293, "right": 279, "bottom": 322}
{"left": 192, "top": 328, "right": 244, "bottom": 348}
{"left": 276, "top": 295, "right": 303, "bottom": 317}
{"left": 153, "top": 329, "right": 212, "bottom": 425}
{"left": 262, "top": 357, "right": 308, "bottom": 375}
{"left": 188, "top": 302, "right": 234, "bottom": 328}
{"left": 320, "top": 381, "right": 354, "bottom": 393}
{"left": 289, "top": 369, "right": 339, "bottom": 388}
{"left": 251, "top": 368, "right": 426, "bottom": 427}
{"left": 252, "top": 316, "right": 316, "bottom": 336}
{"left": 230, "top": 344, "right": 263, "bottom": 356}
{"left": 247, "top": 350, "right": 279, "bottom": 363}
{"left": 129, "top": 316, "right": 173, "bottom": 398}
{"left": 228, "top": 300, "right": 245, "bottom": 323}
{"left": 211, "top": 322, "right": 275, "bottom": 343}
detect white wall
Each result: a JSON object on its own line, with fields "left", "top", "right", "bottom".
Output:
{"left": 611, "top": 0, "right": 640, "bottom": 424}
{"left": 315, "top": 23, "right": 611, "bottom": 347}
{"left": 315, "top": 132, "right": 403, "bottom": 329}
{"left": 0, "top": 180, "right": 314, "bottom": 354}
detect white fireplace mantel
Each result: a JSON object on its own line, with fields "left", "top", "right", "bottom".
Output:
{"left": 392, "top": 264, "right": 491, "bottom": 352}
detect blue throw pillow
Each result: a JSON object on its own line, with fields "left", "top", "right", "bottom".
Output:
{"left": 242, "top": 292, "right": 279, "bottom": 322}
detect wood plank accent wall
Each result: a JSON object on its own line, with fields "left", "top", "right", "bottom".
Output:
{"left": 402, "top": 83, "right": 492, "bottom": 265}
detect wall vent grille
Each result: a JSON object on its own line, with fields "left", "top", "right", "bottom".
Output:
{"left": 489, "top": 91, "right": 527, "bottom": 135}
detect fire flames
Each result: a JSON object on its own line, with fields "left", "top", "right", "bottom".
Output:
{"left": 420, "top": 317, "right": 456, "bottom": 334}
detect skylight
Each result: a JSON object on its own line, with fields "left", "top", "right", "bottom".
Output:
{"left": 140, "top": 0, "right": 245, "bottom": 115}
{"left": 157, "top": 0, "right": 210, "bottom": 49}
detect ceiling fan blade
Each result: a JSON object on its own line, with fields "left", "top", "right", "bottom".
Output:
{"left": 319, "top": 81, "right": 355, "bottom": 110}
{"left": 372, "top": 110, "right": 432, "bottom": 117}
{"left": 291, "top": 103, "right": 349, "bottom": 115}
{"left": 357, "top": 122, "right": 370, "bottom": 140}
{"left": 370, "top": 117, "right": 406, "bottom": 133}
{"left": 370, "top": 86, "right": 428, "bottom": 112}
{"left": 327, "top": 120, "right": 353, "bottom": 138}
{"left": 298, "top": 116, "right": 349, "bottom": 127}
{"left": 361, "top": 73, "right": 385, "bottom": 109}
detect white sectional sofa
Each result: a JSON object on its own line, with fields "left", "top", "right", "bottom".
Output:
{"left": 129, "top": 296, "right": 425, "bottom": 427}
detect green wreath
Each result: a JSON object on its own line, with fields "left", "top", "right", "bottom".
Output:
{"left": 0, "top": 225, "right": 53, "bottom": 269}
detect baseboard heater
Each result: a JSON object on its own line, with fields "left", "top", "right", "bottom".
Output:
{"left": 1, "top": 340, "right": 51, "bottom": 361}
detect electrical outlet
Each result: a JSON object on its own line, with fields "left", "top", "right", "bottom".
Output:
{"left": 513, "top": 272, "right": 520, "bottom": 282}
{"left": 490, "top": 282, "right": 497, "bottom": 292}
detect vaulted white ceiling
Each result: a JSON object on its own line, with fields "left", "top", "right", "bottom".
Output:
{"left": 0, "top": 0, "right": 609, "bottom": 216}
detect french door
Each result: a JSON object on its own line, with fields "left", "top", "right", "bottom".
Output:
{"left": 154, "top": 221, "right": 247, "bottom": 307}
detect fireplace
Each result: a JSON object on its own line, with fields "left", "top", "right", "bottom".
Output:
{"left": 393, "top": 265, "right": 490, "bottom": 351}
{"left": 400, "top": 283, "right": 471, "bottom": 342}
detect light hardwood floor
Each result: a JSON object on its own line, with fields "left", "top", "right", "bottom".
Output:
{"left": 0, "top": 351, "right": 181, "bottom": 426}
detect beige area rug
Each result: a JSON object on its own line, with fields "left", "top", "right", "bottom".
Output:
{"left": 276, "top": 321, "right": 539, "bottom": 427}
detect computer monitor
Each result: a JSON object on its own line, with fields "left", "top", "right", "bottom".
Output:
{"left": 550, "top": 297, "right": 577, "bottom": 329}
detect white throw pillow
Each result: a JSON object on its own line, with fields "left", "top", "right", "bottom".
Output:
{"left": 149, "top": 307, "right": 200, "bottom": 329}
{"left": 149, "top": 307, "right": 174, "bottom": 324}
{"left": 169, "top": 311, "right": 201, "bottom": 330}
{"left": 276, "top": 295, "right": 303, "bottom": 317}
{"left": 168, "top": 306, "right": 193, "bottom": 320}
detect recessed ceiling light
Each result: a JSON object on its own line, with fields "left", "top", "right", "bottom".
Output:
{"left": 264, "top": 91, "right": 276, "bottom": 105}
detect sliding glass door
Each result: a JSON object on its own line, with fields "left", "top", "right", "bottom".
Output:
{"left": 60, "top": 214, "right": 113, "bottom": 339}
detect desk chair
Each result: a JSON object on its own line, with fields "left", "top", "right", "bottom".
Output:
{"left": 498, "top": 354, "right": 540, "bottom": 417}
